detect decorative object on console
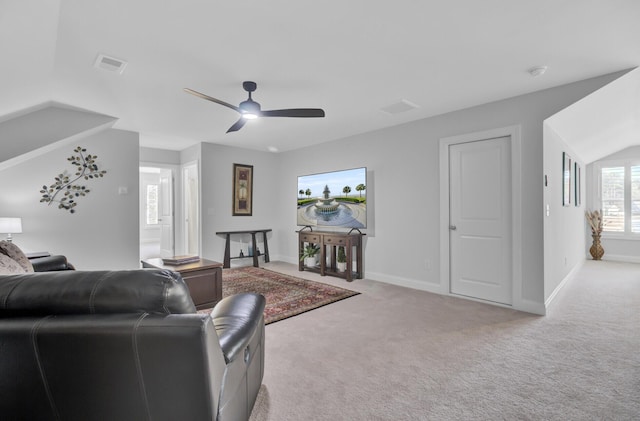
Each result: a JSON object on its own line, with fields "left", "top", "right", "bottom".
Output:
{"left": 585, "top": 209, "right": 604, "bottom": 260}
{"left": 0, "top": 217, "right": 22, "bottom": 242}
{"left": 300, "top": 243, "right": 320, "bottom": 268}
{"left": 337, "top": 246, "right": 347, "bottom": 272}
{"left": 39, "top": 146, "right": 107, "bottom": 213}
{"left": 232, "top": 163, "right": 253, "bottom": 216}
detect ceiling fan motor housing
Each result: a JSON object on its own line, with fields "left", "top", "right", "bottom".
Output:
{"left": 240, "top": 99, "right": 261, "bottom": 115}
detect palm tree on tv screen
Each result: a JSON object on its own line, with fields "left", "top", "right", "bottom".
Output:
{"left": 356, "top": 184, "right": 366, "bottom": 198}
{"left": 343, "top": 186, "right": 351, "bottom": 197}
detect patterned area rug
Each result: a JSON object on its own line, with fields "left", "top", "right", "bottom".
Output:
{"left": 202, "top": 267, "right": 360, "bottom": 324}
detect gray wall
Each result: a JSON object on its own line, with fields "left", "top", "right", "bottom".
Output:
{"left": 0, "top": 129, "right": 140, "bottom": 270}
{"left": 199, "top": 143, "right": 281, "bottom": 264}
{"left": 542, "top": 123, "right": 587, "bottom": 303}
{"left": 274, "top": 72, "right": 620, "bottom": 314}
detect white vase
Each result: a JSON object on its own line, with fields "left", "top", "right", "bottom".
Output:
{"left": 337, "top": 261, "right": 347, "bottom": 272}
{"left": 304, "top": 256, "right": 317, "bottom": 267}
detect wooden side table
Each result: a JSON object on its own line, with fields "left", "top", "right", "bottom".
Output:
{"left": 141, "top": 258, "right": 223, "bottom": 310}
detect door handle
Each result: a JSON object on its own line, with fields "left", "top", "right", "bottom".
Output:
{"left": 449, "top": 225, "right": 457, "bottom": 230}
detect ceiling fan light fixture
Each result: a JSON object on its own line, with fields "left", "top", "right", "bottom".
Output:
{"left": 242, "top": 112, "right": 259, "bottom": 120}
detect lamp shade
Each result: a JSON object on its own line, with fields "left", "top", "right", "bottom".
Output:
{"left": 0, "top": 217, "right": 22, "bottom": 234}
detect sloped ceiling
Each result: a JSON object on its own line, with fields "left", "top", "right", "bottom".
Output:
{"left": 1, "top": 0, "right": 639, "bottom": 156}
{"left": 0, "top": 103, "right": 116, "bottom": 171}
{"left": 546, "top": 68, "right": 640, "bottom": 164}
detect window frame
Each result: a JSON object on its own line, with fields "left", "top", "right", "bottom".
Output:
{"left": 594, "top": 158, "right": 640, "bottom": 239}
{"left": 145, "top": 183, "right": 160, "bottom": 227}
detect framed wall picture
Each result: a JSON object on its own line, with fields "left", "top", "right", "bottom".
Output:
{"left": 563, "top": 152, "right": 572, "bottom": 207}
{"left": 575, "top": 162, "right": 581, "bottom": 206}
{"left": 232, "top": 163, "right": 253, "bottom": 216}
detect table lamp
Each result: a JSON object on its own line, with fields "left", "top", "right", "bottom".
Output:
{"left": 0, "top": 217, "right": 22, "bottom": 242}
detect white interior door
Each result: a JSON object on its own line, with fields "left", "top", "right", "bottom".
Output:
{"left": 449, "top": 136, "right": 512, "bottom": 305}
{"left": 159, "top": 168, "right": 174, "bottom": 258}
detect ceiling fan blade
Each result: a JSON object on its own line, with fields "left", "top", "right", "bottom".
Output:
{"left": 184, "top": 88, "right": 241, "bottom": 113}
{"left": 261, "top": 108, "right": 325, "bottom": 118}
{"left": 226, "top": 117, "right": 247, "bottom": 133}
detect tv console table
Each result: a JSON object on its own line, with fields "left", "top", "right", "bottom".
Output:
{"left": 216, "top": 229, "right": 271, "bottom": 268}
{"left": 298, "top": 230, "right": 363, "bottom": 282}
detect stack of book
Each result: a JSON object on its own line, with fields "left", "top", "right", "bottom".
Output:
{"left": 161, "top": 255, "right": 200, "bottom": 265}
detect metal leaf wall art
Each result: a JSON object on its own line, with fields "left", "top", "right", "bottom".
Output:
{"left": 40, "top": 146, "right": 107, "bottom": 213}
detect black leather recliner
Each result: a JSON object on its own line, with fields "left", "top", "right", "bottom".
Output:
{"left": 29, "top": 254, "right": 75, "bottom": 271}
{"left": 0, "top": 269, "right": 266, "bottom": 421}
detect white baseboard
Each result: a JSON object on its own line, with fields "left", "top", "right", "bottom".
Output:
{"left": 275, "top": 257, "right": 546, "bottom": 314}
{"left": 517, "top": 299, "right": 546, "bottom": 316}
{"left": 365, "top": 270, "right": 442, "bottom": 294}
{"left": 544, "top": 259, "right": 585, "bottom": 310}
{"left": 598, "top": 254, "right": 640, "bottom": 264}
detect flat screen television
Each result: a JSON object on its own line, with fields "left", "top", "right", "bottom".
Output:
{"left": 297, "top": 167, "right": 366, "bottom": 229}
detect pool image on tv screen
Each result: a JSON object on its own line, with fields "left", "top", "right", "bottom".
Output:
{"left": 297, "top": 167, "right": 366, "bottom": 229}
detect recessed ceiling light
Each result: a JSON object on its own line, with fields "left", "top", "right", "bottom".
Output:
{"left": 267, "top": 146, "right": 279, "bottom": 153}
{"left": 529, "top": 66, "right": 548, "bottom": 77}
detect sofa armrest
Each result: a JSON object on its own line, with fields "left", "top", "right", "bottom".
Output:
{"left": 211, "top": 293, "right": 266, "bottom": 363}
{"left": 30, "top": 255, "right": 74, "bottom": 271}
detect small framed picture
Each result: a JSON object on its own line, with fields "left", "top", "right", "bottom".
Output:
{"left": 575, "top": 162, "right": 581, "bottom": 206}
{"left": 232, "top": 163, "right": 253, "bottom": 216}
{"left": 563, "top": 152, "right": 572, "bottom": 207}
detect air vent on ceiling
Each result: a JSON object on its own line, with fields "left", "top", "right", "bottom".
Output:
{"left": 380, "top": 99, "right": 419, "bottom": 115}
{"left": 94, "top": 54, "right": 128, "bottom": 74}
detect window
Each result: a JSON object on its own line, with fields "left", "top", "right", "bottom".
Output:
{"left": 599, "top": 162, "right": 640, "bottom": 234}
{"left": 146, "top": 184, "right": 159, "bottom": 225}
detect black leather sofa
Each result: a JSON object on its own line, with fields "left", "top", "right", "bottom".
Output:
{"left": 29, "top": 254, "right": 75, "bottom": 271}
{"left": 0, "top": 269, "right": 266, "bottom": 421}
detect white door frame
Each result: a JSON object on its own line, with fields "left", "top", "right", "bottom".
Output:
{"left": 439, "top": 125, "right": 523, "bottom": 310}
{"left": 182, "top": 160, "right": 200, "bottom": 257}
{"left": 140, "top": 162, "right": 181, "bottom": 256}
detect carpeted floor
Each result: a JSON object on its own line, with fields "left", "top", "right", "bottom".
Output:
{"left": 248, "top": 260, "right": 640, "bottom": 420}
{"left": 203, "top": 266, "right": 359, "bottom": 324}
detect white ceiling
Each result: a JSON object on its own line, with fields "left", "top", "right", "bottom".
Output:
{"left": 1, "top": 0, "right": 639, "bottom": 153}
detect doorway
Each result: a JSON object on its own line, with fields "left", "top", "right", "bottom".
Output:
{"left": 439, "top": 126, "right": 522, "bottom": 308}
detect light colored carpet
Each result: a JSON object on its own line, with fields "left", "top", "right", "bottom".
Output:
{"left": 249, "top": 260, "right": 639, "bottom": 420}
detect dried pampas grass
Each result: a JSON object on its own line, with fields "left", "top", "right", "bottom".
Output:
{"left": 585, "top": 209, "right": 603, "bottom": 234}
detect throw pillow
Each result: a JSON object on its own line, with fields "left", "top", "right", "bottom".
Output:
{"left": 0, "top": 253, "right": 27, "bottom": 275}
{"left": 0, "top": 241, "right": 34, "bottom": 273}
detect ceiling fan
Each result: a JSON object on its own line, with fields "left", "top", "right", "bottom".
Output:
{"left": 184, "top": 81, "right": 325, "bottom": 133}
